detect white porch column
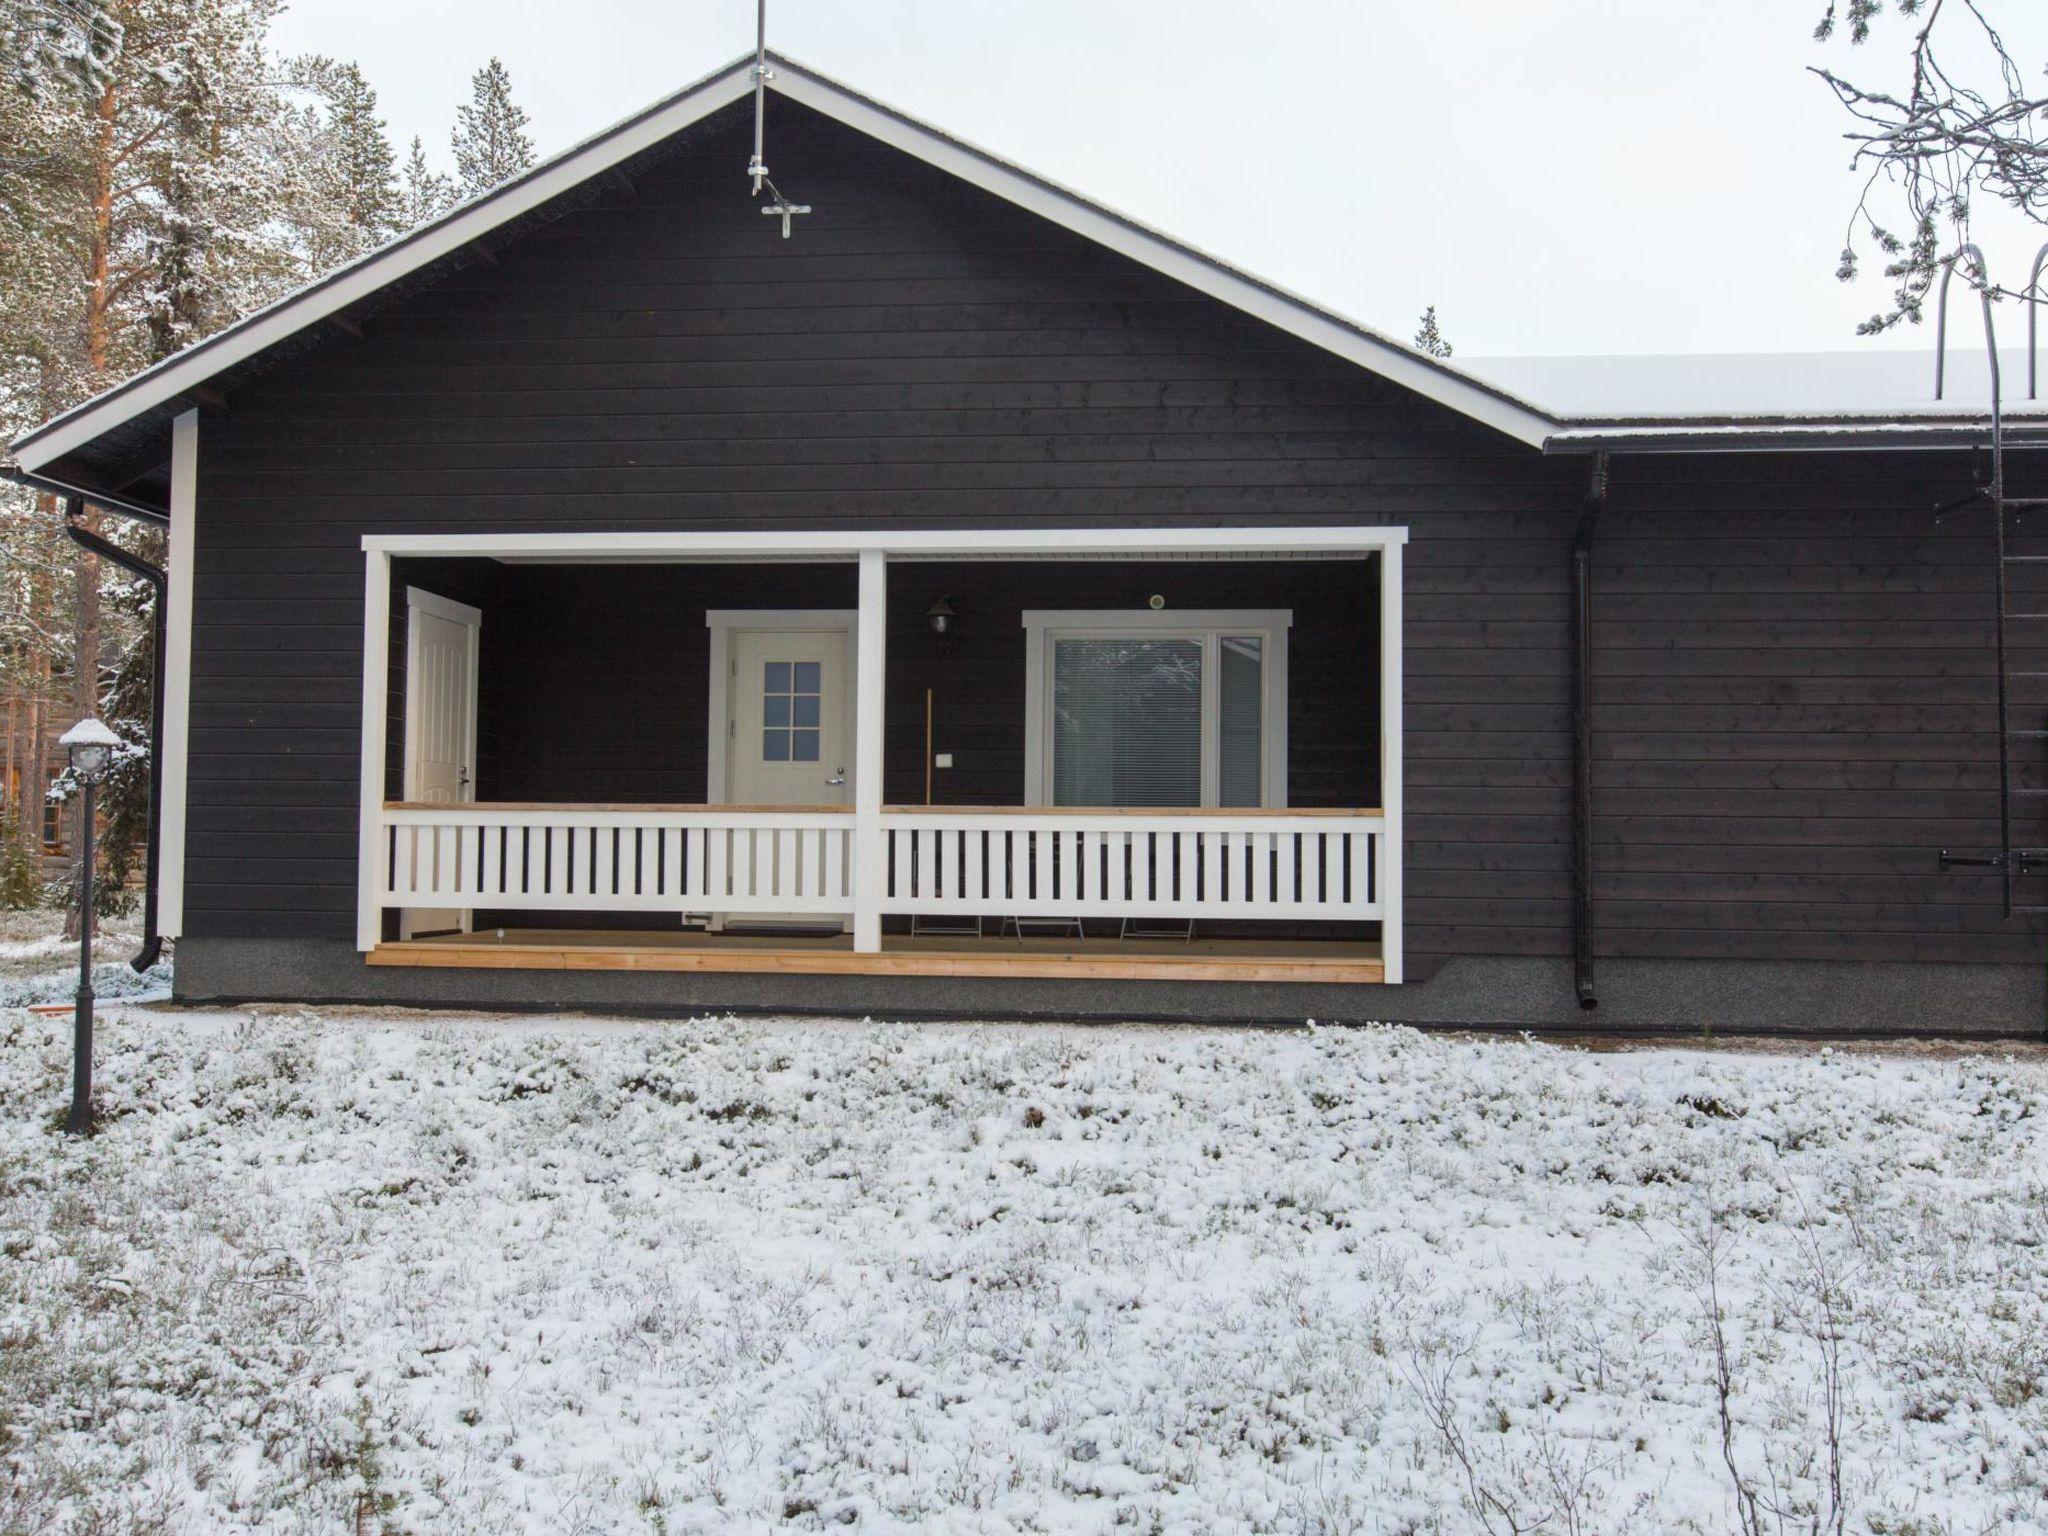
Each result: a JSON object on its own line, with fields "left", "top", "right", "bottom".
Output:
{"left": 356, "top": 548, "right": 392, "bottom": 951}
{"left": 1378, "top": 539, "right": 1404, "bottom": 984}
{"left": 852, "top": 550, "right": 888, "bottom": 951}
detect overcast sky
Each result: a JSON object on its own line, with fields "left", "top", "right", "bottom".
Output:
{"left": 269, "top": 0, "right": 2048, "bottom": 359}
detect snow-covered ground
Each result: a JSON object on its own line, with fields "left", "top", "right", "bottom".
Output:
{"left": 2, "top": 1002, "right": 2044, "bottom": 1535}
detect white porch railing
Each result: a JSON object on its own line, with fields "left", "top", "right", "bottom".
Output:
{"left": 376, "top": 802, "right": 1383, "bottom": 928}
{"left": 881, "top": 808, "right": 1383, "bottom": 921}
{"left": 380, "top": 803, "right": 855, "bottom": 915}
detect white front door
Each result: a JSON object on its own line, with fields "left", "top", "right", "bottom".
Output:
{"left": 721, "top": 623, "right": 854, "bottom": 928}
{"left": 402, "top": 587, "right": 481, "bottom": 937}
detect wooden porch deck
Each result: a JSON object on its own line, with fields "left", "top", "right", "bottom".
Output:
{"left": 367, "top": 928, "right": 1385, "bottom": 984}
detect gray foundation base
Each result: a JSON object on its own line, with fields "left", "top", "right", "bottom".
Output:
{"left": 172, "top": 939, "right": 2047, "bottom": 1038}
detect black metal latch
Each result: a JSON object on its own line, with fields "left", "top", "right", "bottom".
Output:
{"left": 1939, "top": 849, "right": 2048, "bottom": 870}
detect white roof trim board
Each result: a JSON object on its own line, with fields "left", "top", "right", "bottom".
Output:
{"left": 11, "top": 53, "right": 2046, "bottom": 472}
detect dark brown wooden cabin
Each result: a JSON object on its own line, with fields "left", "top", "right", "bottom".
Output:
{"left": 13, "top": 55, "right": 2048, "bottom": 1033}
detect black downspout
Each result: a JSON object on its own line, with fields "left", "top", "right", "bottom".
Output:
{"left": 62, "top": 509, "right": 167, "bottom": 973}
{"left": 1571, "top": 451, "right": 1611, "bottom": 1011}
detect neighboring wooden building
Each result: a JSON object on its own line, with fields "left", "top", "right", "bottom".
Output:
{"left": 11, "top": 56, "right": 2048, "bottom": 1032}
{"left": 3, "top": 692, "right": 77, "bottom": 879}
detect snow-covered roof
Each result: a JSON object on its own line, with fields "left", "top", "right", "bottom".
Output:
{"left": 11, "top": 53, "right": 2048, "bottom": 490}
{"left": 1465, "top": 349, "right": 2048, "bottom": 424}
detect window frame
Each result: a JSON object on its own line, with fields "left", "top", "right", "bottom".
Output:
{"left": 1021, "top": 608, "right": 1291, "bottom": 809}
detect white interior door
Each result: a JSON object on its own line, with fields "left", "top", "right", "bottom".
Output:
{"left": 722, "top": 624, "right": 853, "bottom": 928}
{"left": 402, "top": 587, "right": 480, "bottom": 937}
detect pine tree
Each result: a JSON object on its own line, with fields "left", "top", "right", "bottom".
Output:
{"left": 451, "top": 57, "right": 534, "bottom": 199}
{"left": 2, "top": 0, "right": 122, "bottom": 100}
{"left": 1413, "top": 305, "right": 1452, "bottom": 359}
{"left": 398, "top": 134, "right": 455, "bottom": 228}
{"left": 2, "top": 0, "right": 326, "bottom": 935}
{"left": 293, "top": 55, "right": 399, "bottom": 267}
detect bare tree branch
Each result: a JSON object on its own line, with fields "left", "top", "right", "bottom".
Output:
{"left": 1813, "top": 1, "right": 2048, "bottom": 331}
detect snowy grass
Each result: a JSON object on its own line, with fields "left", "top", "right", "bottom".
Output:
{"left": 1, "top": 1006, "right": 2044, "bottom": 1535}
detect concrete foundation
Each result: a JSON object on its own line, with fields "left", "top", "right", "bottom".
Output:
{"left": 172, "top": 939, "right": 2047, "bottom": 1038}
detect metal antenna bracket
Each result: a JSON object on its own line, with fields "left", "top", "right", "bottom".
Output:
{"left": 745, "top": 0, "right": 809, "bottom": 228}
{"left": 762, "top": 194, "right": 811, "bottom": 238}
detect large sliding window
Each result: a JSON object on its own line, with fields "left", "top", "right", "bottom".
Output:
{"left": 1023, "top": 610, "right": 1290, "bottom": 808}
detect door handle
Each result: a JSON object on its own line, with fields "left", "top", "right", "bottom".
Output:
{"left": 827, "top": 767, "right": 846, "bottom": 785}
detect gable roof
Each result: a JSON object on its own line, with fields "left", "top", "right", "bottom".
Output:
{"left": 11, "top": 51, "right": 2048, "bottom": 492}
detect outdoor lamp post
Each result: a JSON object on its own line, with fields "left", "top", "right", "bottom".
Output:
{"left": 60, "top": 718, "right": 119, "bottom": 1136}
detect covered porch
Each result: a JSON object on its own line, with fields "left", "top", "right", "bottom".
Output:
{"left": 357, "top": 527, "right": 1404, "bottom": 985}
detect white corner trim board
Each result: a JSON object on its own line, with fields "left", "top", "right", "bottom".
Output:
{"left": 157, "top": 409, "right": 198, "bottom": 938}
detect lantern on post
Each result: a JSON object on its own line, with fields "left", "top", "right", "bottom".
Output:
{"left": 59, "top": 718, "right": 119, "bottom": 1136}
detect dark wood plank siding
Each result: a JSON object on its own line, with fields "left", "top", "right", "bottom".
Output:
{"left": 185, "top": 91, "right": 2047, "bottom": 972}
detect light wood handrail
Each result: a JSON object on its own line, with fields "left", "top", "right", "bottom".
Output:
{"left": 383, "top": 801, "right": 853, "bottom": 814}
{"left": 882, "top": 804, "right": 1384, "bottom": 818}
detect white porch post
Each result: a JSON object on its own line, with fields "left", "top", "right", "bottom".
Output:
{"left": 852, "top": 550, "right": 888, "bottom": 951}
{"left": 356, "top": 548, "right": 392, "bottom": 952}
{"left": 1378, "top": 539, "right": 1404, "bottom": 984}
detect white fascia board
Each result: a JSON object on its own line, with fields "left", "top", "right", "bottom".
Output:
{"left": 361, "top": 526, "right": 1407, "bottom": 560}
{"left": 767, "top": 62, "right": 1558, "bottom": 451}
{"left": 12, "top": 60, "right": 758, "bottom": 471}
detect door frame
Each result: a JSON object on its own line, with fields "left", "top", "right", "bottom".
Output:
{"left": 400, "top": 585, "right": 482, "bottom": 938}
{"left": 705, "top": 609, "right": 858, "bottom": 806}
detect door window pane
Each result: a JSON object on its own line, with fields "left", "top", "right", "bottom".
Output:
{"left": 1219, "top": 636, "right": 1263, "bottom": 806}
{"left": 1052, "top": 637, "right": 1202, "bottom": 807}
{"left": 763, "top": 659, "right": 823, "bottom": 766}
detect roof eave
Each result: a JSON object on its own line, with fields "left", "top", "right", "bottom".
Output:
{"left": 1543, "top": 418, "right": 2048, "bottom": 454}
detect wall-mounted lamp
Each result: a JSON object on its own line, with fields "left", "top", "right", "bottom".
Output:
{"left": 926, "top": 596, "right": 957, "bottom": 636}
